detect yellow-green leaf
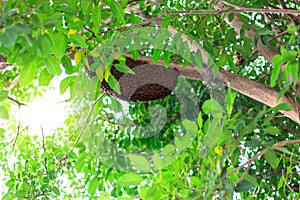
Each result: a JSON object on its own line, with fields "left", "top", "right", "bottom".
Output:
{"left": 108, "top": 75, "right": 121, "bottom": 94}
{"left": 45, "top": 56, "right": 62, "bottom": 75}
{"left": 0, "top": 90, "right": 8, "bottom": 101}
{"left": 117, "top": 173, "right": 143, "bottom": 187}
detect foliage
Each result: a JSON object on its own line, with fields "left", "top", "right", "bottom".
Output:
{"left": 0, "top": 0, "right": 300, "bottom": 199}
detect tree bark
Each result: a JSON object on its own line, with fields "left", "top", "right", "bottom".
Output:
{"left": 125, "top": 54, "right": 300, "bottom": 124}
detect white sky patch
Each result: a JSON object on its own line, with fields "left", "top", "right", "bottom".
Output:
{"left": 20, "top": 76, "right": 71, "bottom": 136}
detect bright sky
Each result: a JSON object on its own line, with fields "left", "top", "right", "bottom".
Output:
{"left": 0, "top": 75, "right": 71, "bottom": 196}
{"left": 19, "top": 81, "right": 71, "bottom": 136}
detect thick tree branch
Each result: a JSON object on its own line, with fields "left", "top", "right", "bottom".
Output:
{"left": 122, "top": 4, "right": 300, "bottom": 123}
{"left": 214, "top": 1, "right": 300, "bottom": 88}
{"left": 125, "top": 54, "right": 300, "bottom": 124}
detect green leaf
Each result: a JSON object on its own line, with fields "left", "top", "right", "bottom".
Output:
{"left": 0, "top": 27, "right": 18, "bottom": 47}
{"left": 234, "top": 180, "right": 255, "bottom": 192}
{"left": 114, "top": 63, "right": 135, "bottom": 74}
{"left": 49, "top": 170, "right": 55, "bottom": 180}
{"left": 264, "top": 148, "right": 277, "bottom": 168}
{"left": 152, "top": 49, "right": 162, "bottom": 63}
{"left": 163, "top": 51, "right": 170, "bottom": 67}
{"left": 242, "top": 174, "right": 259, "bottom": 187}
{"left": 287, "top": 23, "right": 297, "bottom": 34}
{"left": 70, "top": 34, "right": 88, "bottom": 48}
{"left": 153, "top": 152, "right": 164, "bottom": 169}
{"left": 15, "top": 190, "right": 26, "bottom": 198}
{"left": 203, "top": 118, "right": 222, "bottom": 152}
{"left": 37, "top": 34, "right": 52, "bottom": 58}
{"left": 131, "top": 49, "right": 139, "bottom": 60}
{"left": 42, "top": 13, "right": 63, "bottom": 27}
{"left": 271, "top": 103, "right": 292, "bottom": 112}
{"left": 52, "top": 186, "right": 60, "bottom": 196}
{"left": 197, "top": 111, "right": 203, "bottom": 129}
{"left": 108, "top": 75, "right": 121, "bottom": 94}
{"left": 110, "top": 0, "right": 125, "bottom": 24}
{"left": 270, "top": 55, "right": 283, "bottom": 87}
{"left": 51, "top": 32, "right": 67, "bottom": 58}
{"left": 92, "top": 6, "right": 101, "bottom": 34}
{"left": 202, "top": 99, "right": 223, "bottom": 118}
{"left": 277, "top": 84, "right": 290, "bottom": 101}
{"left": 75, "top": 152, "right": 89, "bottom": 172}
{"left": 263, "top": 126, "right": 281, "bottom": 135}
{"left": 88, "top": 177, "right": 99, "bottom": 197}
{"left": 257, "top": 28, "right": 275, "bottom": 36}
{"left": 61, "top": 55, "right": 76, "bottom": 74}
{"left": 19, "top": 58, "right": 43, "bottom": 86}
{"left": 60, "top": 76, "right": 76, "bottom": 94}
{"left": 0, "top": 90, "right": 8, "bottom": 101}
{"left": 193, "top": 49, "right": 203, "bottom": 69}
{"left": 117, "top": 173, "right": 143, "bottom": 187}
{"left": 39, "top": 68, "right": 54, "bottom": 86}
{"left": 175, "top": 134, "right": 193, "bottom": 153}
{"left": 219, "top": 52, "right": 227, "bottom": 66}
{"left": 226, "top": 87, "right": 236, "bottom": 117}
{"left": 163, "top": 144, "right": 176, "bottom": 156}
{"left": 45, "top": 56, "right": 62, "bottom": 75}
{"left": 225, "top": 28, "right": 235, "bottom": 42}
{"left": 128, "top": 154, "right": 151, "bottom": 171}
{"left": 161, "top": 15, "right": 171, "bottom": 28}
{"left": 291, "top": 62, "right": 299, "bottom": 84}
{"left": 81, "top": 0, "right": 93, "bottom": 15}
{"left": 217, "top": 130, "right": 232, "bottom": 146}
{"left": 182, "top": 119, "right": 198, "bottom": 135}
{"left": 0, "top": 106, "right": 9, "bottom": 119}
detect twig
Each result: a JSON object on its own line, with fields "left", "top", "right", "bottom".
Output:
{"left": 68, "top": 120, "right": 83, "bottom": 141}
{"left": 226, "top": 139, "right": 300, "bottom": 178}
{"left": 222, "top": 1, "right": 243, "bottom": 9}
{"left": 282, "top": 169, "right": 296, "bottom": 193}
{"left": 165, "top": 9, "right": 300, "bottom": 15}
{"left": 7, "top": 96, "right": 27, "bottom": 106}
{"left": 232, "top": 164, "right": 251, "bottom": 186}
{"left": 268, "top": 30, "right": 290, "bottom": 42}
{"left": 40, "top": 126, "right": 48, "bottom": 173}
{"left": 71, "top": 92, "right": 106, "bottom": 152}
{"left": 2, "top": 103, "right": 22, "bottom": 168}
{"left": 94, "top": 8, "right": 300, "bottom": 38}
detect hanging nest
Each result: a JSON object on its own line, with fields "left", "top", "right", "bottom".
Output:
{"left": 101, "top": 57, "right": 180, "bottom": 102}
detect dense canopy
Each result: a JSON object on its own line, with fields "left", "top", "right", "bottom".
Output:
{"left": 0, "top": 0, "right": 300, "bottom": 199}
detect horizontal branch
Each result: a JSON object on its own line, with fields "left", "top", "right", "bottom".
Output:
{"left": 226, "top": 139, "right": 300, "bottom": 177}
{"left": 125, "top": 54, "right": 300, "bottom": 124}
{"left": 166, "top": 8, "right": 300, "bottom": 15}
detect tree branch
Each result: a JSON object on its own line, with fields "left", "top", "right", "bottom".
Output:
{"left": 86, "top": 4, "right": 300, "bottom": 124}
{"left": 226, "top": 139, "right": 300, "bottom": 178}
{"left": 7, "top": 96, "right": 27, "bottom": 106}
{"left": 282, "top": 169, "right": 296, "bottom": 193}
{"left": 124, "top": 54, "right": 300, "bottom": 124}
{"left": 214, "top": 0, "right": 300, "bottom": 91}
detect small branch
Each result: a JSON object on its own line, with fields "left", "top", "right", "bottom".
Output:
{"left": 2, "top": 103, "right": 22, "bottom": 168}
{"left": 40, "top": 126, "right": 48, "bottom": 173}
{"left": 49, "top": 92, "right": 107, "bottom": 196}
{"left": 226, "top": 139, "right": 300, "bottom": 178}
{"left": 7, "top": 96, "right": 27, "bottom": 106}
{"left": 232, "top": 164, "right": 251, "bottom": 186}
{"left": 268, "top": 30, "right": 290, "bottom": 42}
{"left": 282, "top": 169, "right": 296, "bottom": 193}
{"left": 5, "top": 75, "right": 19, "bottom": 90}
{"left": 278, "top": 0, "right": 288, "bottom": 9}
{"left": 96, "top": 8, "right": 300, "bottom": 36}
{"left": 222, "top": 1, "right": 243, "bottom": 9}
{"left": 165, "top": 9, "right": 300, "bottom": 15}
{"left": 71, "top": 92, "right": 106, "bottom": 152}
